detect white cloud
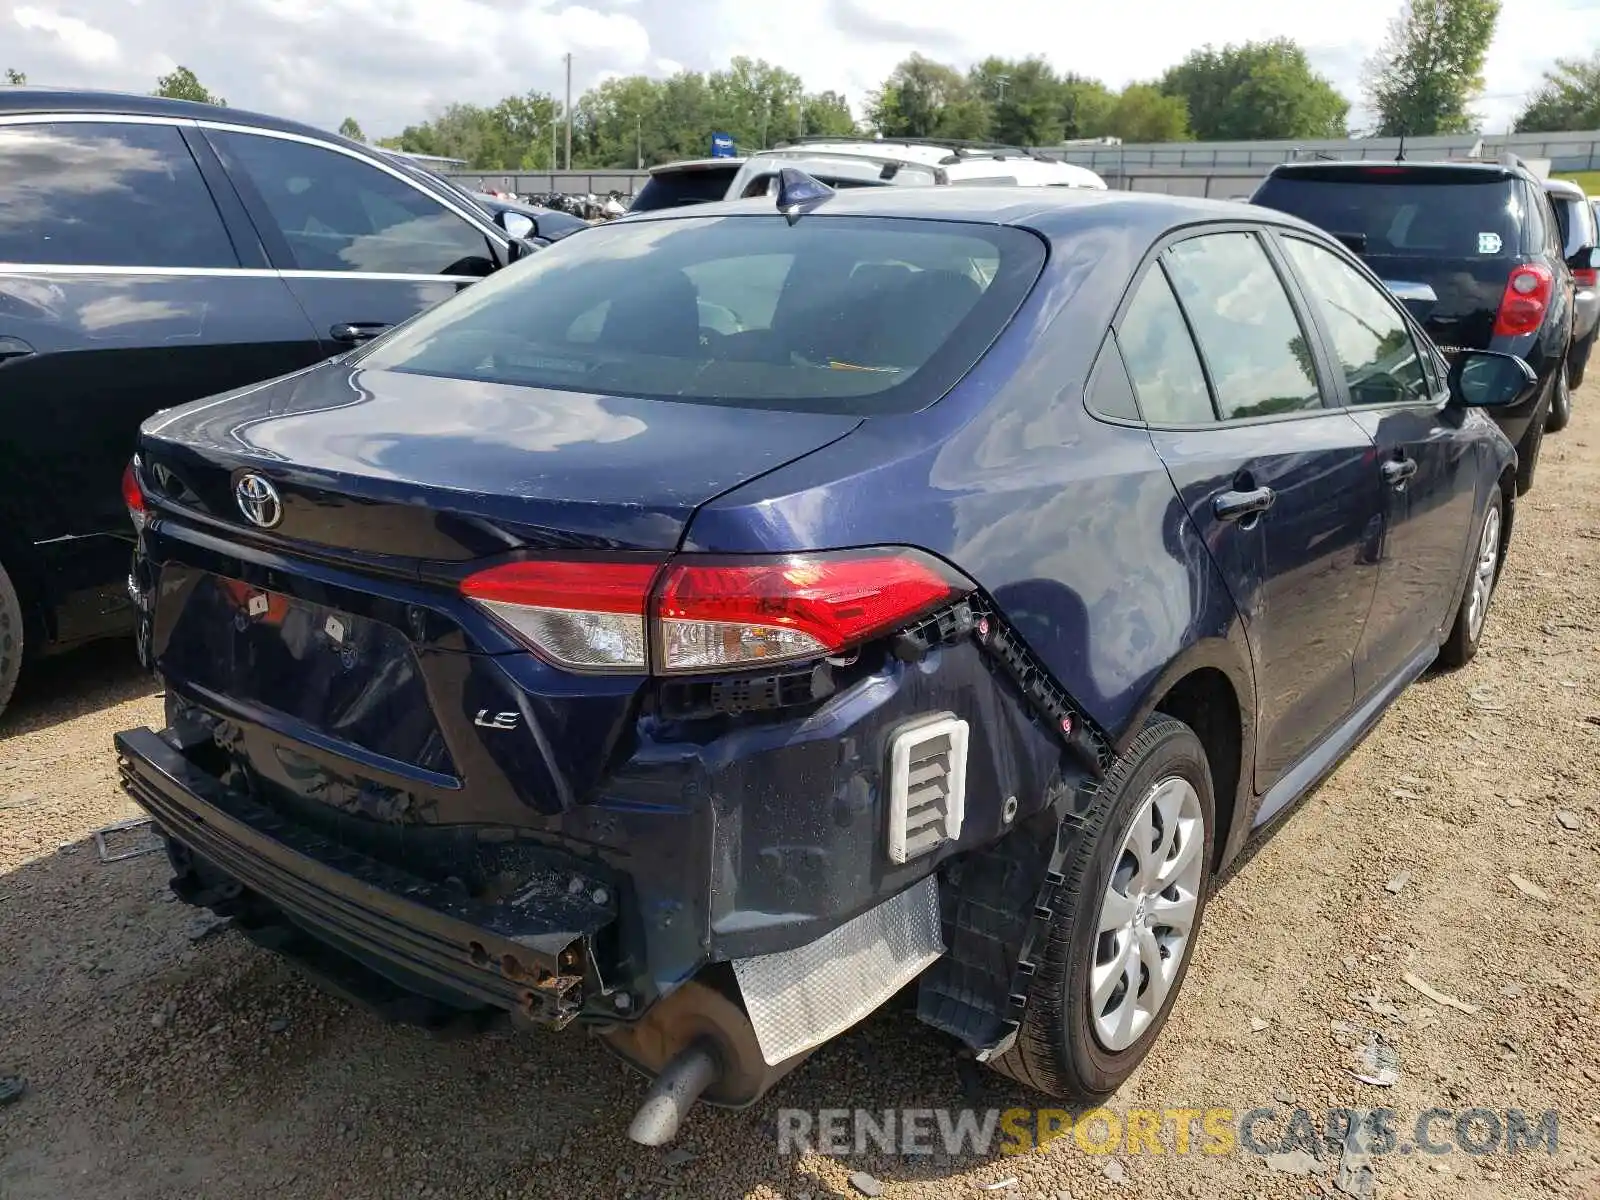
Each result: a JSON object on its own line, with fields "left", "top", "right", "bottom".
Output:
{"left": 12, "top": 5, "right": 119, "bottom": 65}
{"left": 3, "top": 0, "right": 1596, "bottom": 138}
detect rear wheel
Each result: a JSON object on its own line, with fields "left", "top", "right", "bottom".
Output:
{"left": 0, "top": 560, "right": 23, "bottom": 720}
{"left": 1515, "top": 385, "right": 1550, "bottom": 495}
{"left": 1438, "top": 490, "right": 1503, "bottom": 670}
{"left": 1547, "top": 366, "right": 1572, "bottom": 433}
{"left": 986, "top": 715, "right": 1214, "bottom": 1100}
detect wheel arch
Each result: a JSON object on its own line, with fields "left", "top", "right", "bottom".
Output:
{"left": 1116, "top": 638, "right": 1254, "bottom": 873}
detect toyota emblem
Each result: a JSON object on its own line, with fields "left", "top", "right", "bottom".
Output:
{"left": 235, "top": 473, "right": 283, "bottom": 529}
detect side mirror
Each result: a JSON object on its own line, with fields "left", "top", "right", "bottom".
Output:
{"left": 1448, "top": 350, "right": 1537, "bottom": 409}
{"left": 493, "top": 209, "right": 537, "bottom": 241}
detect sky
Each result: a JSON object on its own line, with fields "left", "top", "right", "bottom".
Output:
{"left": 4, "top": 0, "right": 1599, "bottom": 141}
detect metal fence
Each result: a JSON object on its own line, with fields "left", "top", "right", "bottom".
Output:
{"left": 443, "top": 129, "right": 1600, "bottom": 203}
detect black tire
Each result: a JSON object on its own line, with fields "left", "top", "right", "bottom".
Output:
{"left": 1437, "top": 489, "right": 1504, "bottom": 670}
{"left": 1514, "top": 384, "right": 1549, "bottom": 495}
{"left": 1569, "top": 327, "right": 1596, "bottom": 390}
{"left": 0, "top": 559, "right": 22, "bottom": 720}
{"left": 986, "top": 714, "right": 1215, "bottom": 1100}
{"left": 1547, "top": 365, "right": 1572, "bottom": 433}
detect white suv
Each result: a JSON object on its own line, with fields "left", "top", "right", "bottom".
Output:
{"left": 723, "top": 137, "right": 1106, "bottom": 199}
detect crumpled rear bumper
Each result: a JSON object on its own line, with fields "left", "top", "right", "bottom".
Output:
{"left": 114, "top": 726, "right": 616, "bottom": 1027}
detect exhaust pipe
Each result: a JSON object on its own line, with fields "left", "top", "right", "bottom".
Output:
{"left": 626, "top": 1037, "right": 721, "bottom": 1146}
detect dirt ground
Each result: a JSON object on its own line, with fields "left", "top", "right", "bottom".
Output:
{"left": 3, "top": 398, "right": 1599, "bottom": 1200}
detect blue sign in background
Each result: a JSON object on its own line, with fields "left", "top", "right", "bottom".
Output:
{"left": 711, "top": 132, "right": 736, "bottom": 158}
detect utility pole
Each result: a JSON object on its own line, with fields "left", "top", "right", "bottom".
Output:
{"left": 994, "top": 75, "right": 1010, "bottom": 104}
{"left": 563, "top": 52, "right": 573, "bottom": 171}
{"left": 636, "top": 112, "right": 642, "bottom": 170}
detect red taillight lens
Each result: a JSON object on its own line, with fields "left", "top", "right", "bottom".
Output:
{"left": 459, "top": 549, "right": 971, "bottom": 675}
{"left": 1493, "top": 264, "right": 1554, "bottom": 337}
{"left": 460, "top": 559, "right": 658, "bottom": 671}
{"left": 1575, "top": 267, "right": 1598, "bottom": 288}
{"left": 122, "top": 459, "right": 147, "bottom": 531}
{"left": 653, "top": 551, "right": 968, "bottom": 674}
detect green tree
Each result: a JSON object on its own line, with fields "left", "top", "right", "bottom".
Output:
{"left": 706, "top": 57, "right": 805, "bottom": 152}
{"left": 969, "top": 57, "right": 1063, "bottom": 146}
{"left": 338, "top": 117, "right": 364, "bottom": 142}
{"left": 1060, "top": 74, "right": 1117, "bottom": 140}
{"left": 1364, "top": 0, "right": 1501, "bottom": 136}
{"left": 1162, "top": 40, "right": 1349, "bottom": 140}
{"left": 1107, "top": 84, "right": 1191, "bottom": 142}
{"left": 797, "top": 90, "right": 857, "bottom": 139}
{"left": 4, "top": 69, "right": 25, "bottom": 85}
{"left": 154, "top": 65, "right": 225, "bottom": 106}
{"left": 867, "top": 54, "right": 990, "bottom": 140}
{"left": 1516, "top": 53, "right": 1600, "bottom": 133}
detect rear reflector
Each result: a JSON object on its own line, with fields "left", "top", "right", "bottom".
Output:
{"left": 122, "top": 458, "right": 147, "bottom": 531}
{"left": 1493, "top": 263, "right": 1554, "bottom": 337}
{"left": 459, "top": 549, "right": 970, "bottom": 675}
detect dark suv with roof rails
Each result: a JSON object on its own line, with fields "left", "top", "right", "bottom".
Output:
{"left": 1253, "top": 157, "right": 1580, "bottom": 492}
{"left": 0, "top": 88, "right": 536, "bottom": 718}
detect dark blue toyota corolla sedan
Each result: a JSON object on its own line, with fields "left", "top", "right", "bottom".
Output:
{"left": 114, "top": 175, "right": 1532, "bottom": 1143}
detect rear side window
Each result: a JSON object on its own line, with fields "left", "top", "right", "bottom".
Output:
{"left": 359, "top": 215, "right": 1045, "bottom": 415}
{"left": 1255, "top": 172, "right": 1520, "bottom": 260}
{"left": 210, "top": 131, "right": 496, "bottom": 277}
{"left": 628, "top": 167, "right": 741, "bottom": 212}
{"left": 1164, "top": 233, "right": 1322, "bottom": 420}
{"left": 1282, "top": 238, "right": 1431, "bottom": 407}
{"left": 1117, "top": 265, "right": 1214, "bottom": 424}
{"left": 1550, "top": 193, "right": 1598, "bottom": 258}
{"left": 0, "top": 122, "right": 235, "bottom": 268}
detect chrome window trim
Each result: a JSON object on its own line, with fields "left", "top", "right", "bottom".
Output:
{"left": 0, "top": 263, "right": 480, "bottom": 283}
{"left": 0, "top": 109, "right": 510, "bottom": 251}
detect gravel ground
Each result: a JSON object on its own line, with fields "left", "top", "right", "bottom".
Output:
{"left": 3, "top": 397, "right": 1599, "bottom": 1200}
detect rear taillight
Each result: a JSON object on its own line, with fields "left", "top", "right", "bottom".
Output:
{"left": 122, "top": 458, "right": 147, "bottom": 531}
{"left": 1575, "top": 267, "right": 1598, "bottom": 288}
{"left": 459, "top": 549, "right": 970, "bottom": 675}
{"left": 460, "top": 560, "right": 657, "bottom": 671}
{"left": 1493, "top": 263, "right": 1554, "bottom": 337}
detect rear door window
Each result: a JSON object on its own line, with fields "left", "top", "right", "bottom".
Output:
{"left": 0, "top": 121, "right": 236, "bottom": 268}
{"left": 1116, "top": 265, "right": 1215, "bottom": 425}
{"left": 359, "top": 215, "right": 1045, "bottom": 414}
{"left": 1163, "top": 232, "right": 1323, "bottom": 420}
{"left": 209, "top": 131, "right": 497, "bottom": 277}
{"left": 1255, "top": 172, "right": 1520, "bottom": 260}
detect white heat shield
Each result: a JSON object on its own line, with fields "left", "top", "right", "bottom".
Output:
{"left": 732, "top": 874, "right": 945, "bottom": 1066}
{"left": 886, "top": 713, "right": 969, "bottom": 864}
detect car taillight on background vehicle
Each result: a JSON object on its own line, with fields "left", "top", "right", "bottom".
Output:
{"left": 122, "top": 458, "right": 147, "bottom": 531}
{"left": 1493, "top": 263, "right": 1554, "bottom": 337}
{"left": 459, "top": 549, "right": 971, "bottom": 675}
{"left": 1575, "top": 265, "right": 1599, "bottom": 289}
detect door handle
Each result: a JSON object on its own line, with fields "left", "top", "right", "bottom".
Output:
{"left": 1381, "top": 458, "right": 1418, "bottom": 486}
{"left": 1213, "top": 486, "right": 1276, "bottom": 523}
{"left": 329, "top": 322, "right": 391, "bottom": 345}
{"left": 0, "top": 336, "right": 35, "bottom": 367}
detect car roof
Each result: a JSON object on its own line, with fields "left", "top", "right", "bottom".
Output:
{"left": 0, "top": 86, "right": 363, "bottom": 148}
{"left": 1264, "top": 159, "right": 1527, "bottom": 183}
{"left": 648, "top": 158, "right": 747, "bottom": 175}
{"left": 621, "top": 183, "right": 1323, "bottom": 242}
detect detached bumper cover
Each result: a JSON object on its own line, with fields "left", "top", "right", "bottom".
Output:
{"left": 114, "top": 727, "right": 614, "bottom": 1026}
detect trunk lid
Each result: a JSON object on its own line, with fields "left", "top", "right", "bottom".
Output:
{"left": 138, "top": 361, "right": 862, "bottom": 558}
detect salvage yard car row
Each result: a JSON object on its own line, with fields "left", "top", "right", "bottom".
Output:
{"left": 0, "top": 88, "right": 1592, "bottom": 1151}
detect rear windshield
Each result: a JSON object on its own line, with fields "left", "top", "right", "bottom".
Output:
{"left": 1255, "top": 171, "right": 1522, "bottom": 259}
{"left": 359, "top": 214, "right": 1045, "bottom": 414}
{"left": 628, "top": 167, "right": 741, "bottom": 212}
